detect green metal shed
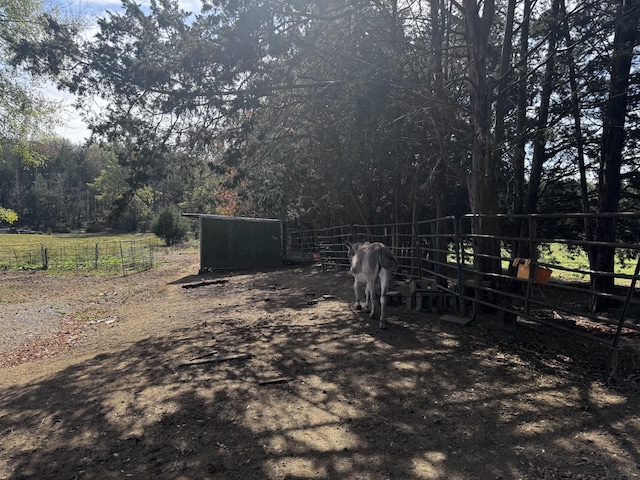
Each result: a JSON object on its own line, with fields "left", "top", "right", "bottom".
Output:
{"left": 196, "top": 214, "right": 284, "bottom": 272}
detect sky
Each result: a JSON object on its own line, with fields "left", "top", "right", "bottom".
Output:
{"left": 49, "top": 83, "right": 93, "bottom": 143}
{"left": 50, "top": 0, "right": 202, "bottom": 143}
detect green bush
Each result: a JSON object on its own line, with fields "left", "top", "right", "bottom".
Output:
{"left": 151, "top": 207, "right": 189, "bottom": 246}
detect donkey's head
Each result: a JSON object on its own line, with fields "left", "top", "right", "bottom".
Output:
{"left": 345, "top": 242, "right": 366, "bottom": 263}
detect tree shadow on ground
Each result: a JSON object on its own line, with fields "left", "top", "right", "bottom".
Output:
{"left": 2, "top": 265, "right": 640, "bottom": 479}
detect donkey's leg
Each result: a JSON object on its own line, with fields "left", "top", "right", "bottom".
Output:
{"left": 353, "top": 278, "right": 362, "bottom": 310}
{"left": 378, "top": 268, "right": 392, "bottom": 329}
{"left": 366, "top": 280, "right": 376, "bottom": 318}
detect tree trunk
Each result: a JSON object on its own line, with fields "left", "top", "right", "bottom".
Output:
{"left": 525, "top": 0, "right": 560, "bottom": 216}
{"left": 559, "top": 0, "right": 594, "bottom": 269}
{"left": 592, "top": 0, "right": 640, "bottom": 309}
{"left": 462, "top": 0, "right": 501, "bottom": 277}
{"left": 495, "top": 0, "right": 521, "bottom": 314}
{"left": 513, "top": 0, "right": 531, "bottom": 258}
{"left": 493, "top": 0, "right": 515, "bottom": 163}
{"left": 430, "top": 0, "right": 449, "bottom": 284}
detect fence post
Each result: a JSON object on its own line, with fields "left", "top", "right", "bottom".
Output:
{"left": 605, "top": 255, "right": 640, "bottom": 385}
{"left": 454, "top": 218, "right": 465, "bottom": 317}
{"left": 411, "top": 222, "right": 422, "bottom": 279}
{"left": 41, "top": 245, "right": 48, "bottom": 270}
{"left": 119, "top": 240, "right": 126, "bottom": 276}
{"left": 523, "top": 216, "right": 538, "bottom": 316}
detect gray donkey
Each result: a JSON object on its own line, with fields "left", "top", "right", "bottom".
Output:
{"left": 346, "top": 242, "right": 398, "bottom": 329}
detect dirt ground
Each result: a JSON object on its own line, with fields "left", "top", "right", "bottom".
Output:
{"left": 1, "top": 249, "right": 640, "bottom": 480}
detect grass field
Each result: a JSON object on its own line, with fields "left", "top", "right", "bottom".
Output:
{"left": 0, "top": 233, "right": 165, "bottom": 273}
{"left": 537, "top": 243, "right": 639, "bottom": 282}
{"left": 454, "top": 242, "right": 640, "bottom": 284}
{"left": 0, "top": 232, "right": 160, "bottom": 248}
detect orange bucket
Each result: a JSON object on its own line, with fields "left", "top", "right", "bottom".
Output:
{"left": 514, "top": 258, "right": 552, "bottom": 282}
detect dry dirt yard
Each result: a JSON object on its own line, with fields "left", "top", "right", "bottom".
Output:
{"left": 1, "top": 250, "right": 640, "bottom": 480}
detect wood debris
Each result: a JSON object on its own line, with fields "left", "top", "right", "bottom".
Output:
{"left": 188, "top": 350, "right": 219, "bottom": 362}
{"left": 178, "top": 352, "right": 251, "bottom": 367}
{"left": 182, "top": 279, "right": 229, "bottom": 289}
{"left": 258, "top": 377, "right": 293, "bottom": 385}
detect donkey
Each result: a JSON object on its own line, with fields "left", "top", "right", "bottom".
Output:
{"left": 346, "top": 241, "right": 398, "bottom": 329}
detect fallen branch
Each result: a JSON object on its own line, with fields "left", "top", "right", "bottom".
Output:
{"left": 258, "top": 377, "right": 293, "bottom": 385}
{"left": 189, "top": 350, "right": 219, "bottom": 361}
{"left": 178, "top": 353, "right": 251, "bottom": 367}
{"left": 182, "top": 279, "right": 229, "bottom": 289}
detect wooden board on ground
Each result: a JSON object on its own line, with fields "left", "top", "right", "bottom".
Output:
{"left": 258, "top": 377, "right": 293, "bottom": 385}
{"left": 440, "top": 315, "right": 473, "bottom": 326}
{"left": 182, "top": 279, "right": 229, "bottom": 289}
{"left": 178, "top": 353, "right": 251, "bottom": 367}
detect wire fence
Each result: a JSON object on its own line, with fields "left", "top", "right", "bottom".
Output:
{"left": 0, "top": 238, "right": 158, "bottom": 275}
{"left": 119, "top": 239, "right": 155, "bottom": 275}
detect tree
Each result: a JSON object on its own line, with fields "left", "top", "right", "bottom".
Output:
{"left": 87, "top": 146, "right": 157, "bottom": 231}
{"left": 151, "top": 206, "right": 189, "bottom": 246}
{"left": 1, "top": 0, "right": 79, "bottom": 146}
{"left": 592, "top": 0, "right": 640, "bottom": 307}
{"left": 0, "top": 0, "right": 78, "bottom": 222}
{"left": 458, "top": 0, "right": 501, "bottom": 277}
{"left": 0, "top": 206, "right": 18, "bottom": 225}
{"left": 526, "top": 0, "right": 561, "bottom": 216}
{"left": 10, "top": 0, "right": 640, "bottom": 281}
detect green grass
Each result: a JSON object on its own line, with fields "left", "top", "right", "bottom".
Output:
{"left": 454, "top": 242, "right": 638, "bottom": 285}
{"left": 537, "top": 243, "right": 638, "bottom": 284}
{"left": 0, "top": 232, "right": 159, "bottom": 248}
{"left": 0, "top": 233, "right": 164, "bottom": 273}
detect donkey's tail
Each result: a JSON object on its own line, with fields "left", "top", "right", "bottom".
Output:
{"left": 379, "top": 247, "right": 398, "bottom": 271}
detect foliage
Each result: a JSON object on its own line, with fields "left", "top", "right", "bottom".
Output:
{"left": 86, "top": 146, "right": 159, "bottom": 231}
{"left": 0, "top": 0, "right": 83, "bottom": 225}
{"left": 1, "top": 140, "right": 105, "bottom": 231}
{"left": 6, "top": 0, "right": 640, "bottom": 256}
{"left": 151, "top": 206, "right": 189, "bottom": 246}
{"left": 0, "top": 206, "right": 18, "bottom": 224}
{"left": 0, "top": 0, "right": 77, "bottom": 155}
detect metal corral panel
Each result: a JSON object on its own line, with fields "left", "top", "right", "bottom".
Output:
{"left": 199, "top": 215, "right": 283, "bottom": 271}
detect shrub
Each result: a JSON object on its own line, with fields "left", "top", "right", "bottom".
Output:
{"left": 151, "top": 207, "right": 189, "bottom": 246}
